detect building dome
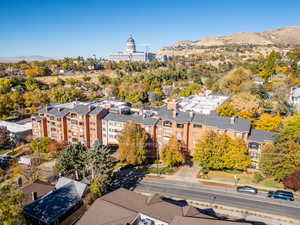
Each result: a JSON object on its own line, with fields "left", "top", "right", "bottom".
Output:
{"left": 125, "top": 35, "right": 136, "bottom": 53}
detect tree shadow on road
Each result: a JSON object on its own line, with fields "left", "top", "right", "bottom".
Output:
{"left": 111, "top": 165, "right": 149, "bottom": 190}
{"left": 200, "top": 207, "right": 267, "bottom": 225}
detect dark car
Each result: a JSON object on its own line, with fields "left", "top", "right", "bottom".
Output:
{"left": 0, "top": 156, "right": 13, "bottom": 169}
{"left": 1, "top": 156, "right": 12, "bottom": 161}
{"left": 268, "top": 190, "right": 294, "bottom": 201}
{"left": 237, "top": 186, "right": 258, "bottom": 194}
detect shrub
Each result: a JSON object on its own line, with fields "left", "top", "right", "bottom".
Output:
{"left": 283, "top": 169, "right": 300, "bottom": 191}
{"left": 253, "top": 172, "right": 264, "bottom": 183}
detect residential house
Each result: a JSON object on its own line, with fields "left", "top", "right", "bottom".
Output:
{"left": 23, "top": 177, "right": 87, "bottom": 225}
{"left": 77, "top": 188, "right": 250, "bottom": 225}
{"left": 248, "top": 129, "right": 276, "bottom": 169}
{"left": 21, "top": 179, "right": 54, "bottom": 205}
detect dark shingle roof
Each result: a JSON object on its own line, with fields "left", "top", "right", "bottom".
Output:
{"left": 103, "top": 113, "right": 158, "bottom": 126}
{"left": 39, "top": 107, "right": 70, "bottom": 118}
{"left": 248, "top": 129, "right": 276, "bottom": 143}
{"left": 192, "top": 114, "right": 251, "bottom": 133}
{"left": 21, "top": 179, "right": 54, "bottom": 205}
{"left": 157, "top": 109, "right": 193, "bottom": 123}
{"left": 23, "top": 182, "right": 82, "bottom": 225}
{"left": 89, "top": 107, "right": 104, "bottom": 115}
{"left": 70, "top": 104, "right": 91, "bottom": 115}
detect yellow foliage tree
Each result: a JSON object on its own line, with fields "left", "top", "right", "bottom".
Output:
{"left": 118, "top": 122, "right": 148, "bottom": 165}
{"left": 193, "top": 130, "right": 251, "bottom": 170}
{"left": 160, "top": 136, "right": 185, "bottom": 167}
{"left": 253, "top": 113, "right": 282, "bottom": 131}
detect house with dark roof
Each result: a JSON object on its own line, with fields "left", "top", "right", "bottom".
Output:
{"left": 21, "top": 179, "right": 54, "bottom": 205}
{"left": 248, "top": 129, "right": 276, "bottom": 168}
{"left": 77, "top": 188, "right": 250, "bottom": 225}
{"left": 23, "top": 177, "right": 87, "bottom": 225}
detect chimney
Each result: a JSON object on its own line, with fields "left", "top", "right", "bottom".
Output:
{"left": 17, "top": 176, "right": 22, "bottom": 187}
{"left": 230, "top": 117, "right": 235, "bottom": 124}
{"left": 31, "top": 192, "right": 38, "bottom": 201}
{"left": 167, "top": 101, "right": 178, "bottom": 111}
{"left": 189, "top": 111, "right": 194, "bottom": 119}
{"left": 173, "top": 110, "right": 177, "bottom": 118}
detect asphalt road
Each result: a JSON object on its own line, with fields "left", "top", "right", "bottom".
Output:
{"left": 135, "top": 178, "right": 300, "bottom": 220}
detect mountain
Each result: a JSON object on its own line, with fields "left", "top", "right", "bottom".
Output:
{"left": 0, "top": 55, "right": 54, "bottom": 63}
{"left": 158, "top": 26, "right": 300, "bottom": 55}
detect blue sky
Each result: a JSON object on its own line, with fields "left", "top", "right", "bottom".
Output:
{"left": 0, "top": 0, "right": 299, "bottom": 58}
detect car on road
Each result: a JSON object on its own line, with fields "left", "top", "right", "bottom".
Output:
{"left": 268, "top": 190, "right": 294, "bottom": 201}
{"left": 236, "top": 186, "right": 258, "bottom": 194}
{"left": 0, "top": 156, "right": 13, "bottom": 169}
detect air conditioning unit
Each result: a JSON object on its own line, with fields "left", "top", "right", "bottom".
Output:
{"left": 138, "top": 218, "right": 154, "bottom": 225}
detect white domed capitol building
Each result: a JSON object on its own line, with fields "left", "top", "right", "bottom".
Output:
{"left": 109, "top": 35, "right": 156, "bottom": 62}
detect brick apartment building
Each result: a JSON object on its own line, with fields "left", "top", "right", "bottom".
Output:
{"left": 32, "top": 100, "right": 275, "bottom": 168}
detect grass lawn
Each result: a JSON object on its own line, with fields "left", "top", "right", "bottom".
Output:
{"left": 36, "top": 70, "right": 117, "bottom": 84}
{"left": 207, "top": 171, "right": 283, "bottom": 189}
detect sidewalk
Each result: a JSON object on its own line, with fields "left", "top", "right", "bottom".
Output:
{"left": 149, "top": 165, "right": 279, "bottom": 192}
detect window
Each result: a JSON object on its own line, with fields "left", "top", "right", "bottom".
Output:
{"left": 176, "top": 131, "right": 183, "bottom": 138}
{"left": 90, "top": 122, "right": 96, "bottom": 125}
{"left": 103, "top": 134, "right": 106, "bottom": 137}
{"left": 163, "top": 121, "right": 172, "bottom": 127}
{"left": 145, "top": 127, "right": 151, "bottom": 132}
{"left": 79, "top": 135, "right": 84, "bottom": 138}
{"left": 79, "top": 122, "right": 84, "bottom": 126}
{"left": 235, "top": 132, "right": 243, "bottom": 137}
{"left": 176, "top": 123, "right": 184, "bottom": 128}
{"left": 193, "top": 124, "right": 202, "bottom": 128}
{"left": 50, "top": 116, "right": 54, "bottom": 120}
{"left": 91, "top": 128, "right": 96, "bottom": 131}
{"left": 102, "top": 128, "right": 106, "bottom": 131}
{"left": 249, "top": 152, "right": 259, "bottom": 160}
{"left": 51, "top": 128, "right": 56, "bottom": 132}
{"left": 162, "top": 136, "right": 170, "bottom": 143}
{"left": 248, "top": 142, "right": 260, "bottom": 149}
{"left": 71, "top": 119, "right": 78, "bottom": 125}
{"left": 192, "top": 132, "right": 198, "bottom": 137}
{"left": 57, "top": 118, "right": 61, "bottom": 121}
{"left": 163, "top": 129, "right": 172, "bottom": 136}
{"left": 72, "top": 132, "right": 77, "bottom": 136}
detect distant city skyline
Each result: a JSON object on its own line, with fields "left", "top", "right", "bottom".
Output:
{"left": 1, "top": 0, "right": 300, "bottom": 58}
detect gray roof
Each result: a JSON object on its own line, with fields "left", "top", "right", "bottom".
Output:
{"left": 192, "top": 114, "right": 251, "bottom": 133}
{"left": 157, "top": 109, "right": 193, "bottom": 123}
{"left": 69, "top": 104, "right": 92, "bottom": 115}
{"left": 55, "top": 177, "right": 87, "bottom": 198}
{"left": 248, "top": 129, "right": 276, "bottom": 143}
{"left": 39, "top": 106, "right": 70, "bottom": 118}
{"left": 23, "top": 181, "right": 82, "bottom": 225}
{"left": 89, "top": 107, "right": 105, "bottom": 115}
{"left": 39, "top": 104, "right": 105, "bottom": 117}
{"left": 103, "top": 112, "right": 158, "bottom": 126}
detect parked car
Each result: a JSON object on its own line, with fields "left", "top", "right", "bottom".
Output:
{"left": 268, "top": 190, "right": 294, "bottom": 201}
{"left": 237, "top": 186, "right": 258, "bottom": 194}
